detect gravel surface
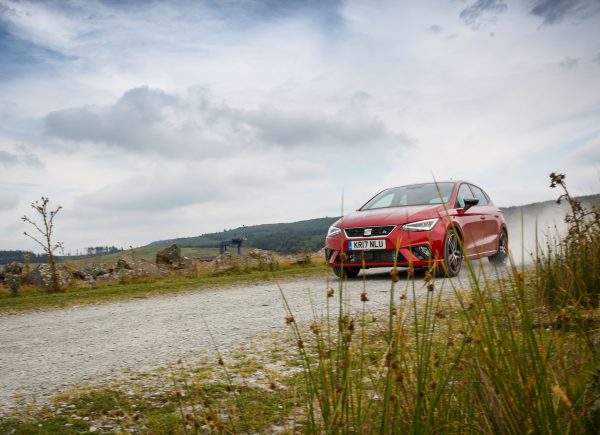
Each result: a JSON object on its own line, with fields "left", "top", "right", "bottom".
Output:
{"left": 0, "top": 266, "right": 498, "bottom": 413}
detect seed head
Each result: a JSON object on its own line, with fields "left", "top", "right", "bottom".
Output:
{"left": 217, "top": 357, "right": 224, "bottom": 366}
{"left": 360, "top": 292, "right": 369, "bottom": 302}
{"left": 549, "top": 172, "right": 565, "bottom": 188}
{"left": 285, "top": 315, "right": 295, "bottom": 325}
{"left": 297, "top": 339, "right": 304, "bottom": 349}
{"left": 390, "top": 270, "right": 400, "bottom": 282}
{"left": 430, "top": 380, "right": 437, "bottom": 390}
{"left": 515, "top": 272, "right": 523, "bottom": 284}
{"left": 327, "top": 287, "right": 334, "bottom": 298}
{"left": 427, "top": 283, "right": 434, "bottom": 292}
{"left": 339, "top": 252, "right": 348, "bottom": 261}
{"left": 552, "top": 385, "right": 572, "bottom": 409}
{"left": 407, "top": 267, "right": 415, "bottom": 278}
{"left": 424, "top": 271, "right": 432, "bottom": 282}
{"left": 310, "top": 322, "right": 321, "bottom": 335}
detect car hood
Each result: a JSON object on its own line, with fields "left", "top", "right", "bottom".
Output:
{"left": 333, "top": 205, "right": 445, "bottom": 228}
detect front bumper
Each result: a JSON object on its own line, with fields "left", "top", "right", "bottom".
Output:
{"left": 325, "top": 226, "right": 446, "bottom": 268}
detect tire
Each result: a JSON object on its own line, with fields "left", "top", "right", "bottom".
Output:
{"left": 488, "top": 229, "right": 508, "bottom": 265}
{"left": 436, "top": 228, "right": 463, "bottom": 277}
{"left": 332, "top": 266, "right": 361, "bottom": 279}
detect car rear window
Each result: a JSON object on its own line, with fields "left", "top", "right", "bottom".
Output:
{"left": 361, "top": 183, "right": 455, "bottom": 210}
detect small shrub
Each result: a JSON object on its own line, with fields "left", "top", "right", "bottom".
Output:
{"left": 7, "top": 274, "right": 20, "bottom": 297}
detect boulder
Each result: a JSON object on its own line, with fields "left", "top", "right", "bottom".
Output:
{"left": 28, "top": 264, "right": 71, "bottom": 289}
{"left": 4, "top": 262, "right": 23, "bottom": 275}
{"left": 116, "top": 257, "right": 134, "bottom": 270}
{"left": 248, "top": 249, "right": 273, "bottom": 264}
{"left": 288, "top": 253, "right": 312, "bottom": 266}
{"left": 72, "top": 263, "right": 110, "bottom": 281}
{"left": 156, "top": 244, "right": 182, "bottom": 267}
{"left": 0, "top": 262, "right": 23, "bottom": 287}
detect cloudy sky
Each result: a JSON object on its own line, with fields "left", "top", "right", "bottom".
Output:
{"left": 1, "top": 0, "right": 599, "bottom": 252}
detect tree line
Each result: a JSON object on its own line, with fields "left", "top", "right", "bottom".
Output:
{"left": 0, "top": 246, "right": 123, "bottom": 266}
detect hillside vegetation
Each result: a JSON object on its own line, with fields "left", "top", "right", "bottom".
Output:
{"left": 148, "top": 216, "right": 339, "bottom": 254}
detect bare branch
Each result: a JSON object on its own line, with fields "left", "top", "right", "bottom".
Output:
{"left": 21, "top": 216, "right": 46, "bottom": 236}
{"left": 23, "top": 231, "right": 48, "bottom": 251}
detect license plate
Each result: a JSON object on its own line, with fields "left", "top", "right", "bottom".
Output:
{"left": 349, "top": 239, "right": 386, "bottom": 250}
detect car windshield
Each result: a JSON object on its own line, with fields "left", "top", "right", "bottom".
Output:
{"left": 361, "top": 183, "right": 455, "bottom": 210}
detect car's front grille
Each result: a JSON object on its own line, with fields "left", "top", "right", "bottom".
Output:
{"left": 344, "top": 225, "right": 395, "bottom": 238}
{"left": 345, "top": 250, "right": 406, "bottom": 264}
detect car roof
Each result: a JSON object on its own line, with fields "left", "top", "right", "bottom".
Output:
{"left": 386, "top": 181, "right": 463, "bottom": 189}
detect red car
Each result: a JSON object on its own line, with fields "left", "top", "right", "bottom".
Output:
{"left": 325, "top": 181, "right": 508, "bottom": 278}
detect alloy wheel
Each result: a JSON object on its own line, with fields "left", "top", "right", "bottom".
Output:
{"left": 445, "top": 230, "right": 462, "bottom": 276}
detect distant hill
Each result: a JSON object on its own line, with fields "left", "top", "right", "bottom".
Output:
{"left": 148, "top": 194, "right": 600, "bottom": 254}
{"left": 148, "top": 217, "right": 340, "bottom": 254}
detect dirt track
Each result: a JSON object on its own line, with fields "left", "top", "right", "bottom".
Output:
{"left": 0, "top": 267, "right": 496, "bottom": 412}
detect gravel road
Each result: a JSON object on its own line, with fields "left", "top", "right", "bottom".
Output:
{"left": 0, "top": 267, "right": 495, "bottom": 412}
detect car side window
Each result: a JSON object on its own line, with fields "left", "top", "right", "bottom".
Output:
{"left": 455, "top": 184, "right": 474, "bottom": 209}
{"left": 469, "top": 185, "right": 488, "bottom": 205}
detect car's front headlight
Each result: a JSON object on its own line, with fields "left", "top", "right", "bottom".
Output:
{"left": 327, "top": 226, "right": 342, "bottom": 237}
{"left": 401, "top": 218, "right": 439, "bottom": 232}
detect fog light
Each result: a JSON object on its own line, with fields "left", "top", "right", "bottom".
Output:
{"left": 411, "top": 244, "right": 432, "bottom": 260}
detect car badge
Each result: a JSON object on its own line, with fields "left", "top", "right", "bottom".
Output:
{"left": 364, "top": 228, "right": 372, "bottom": 236}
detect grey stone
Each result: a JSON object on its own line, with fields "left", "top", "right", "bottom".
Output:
{"left": 156, "top": 244, "right": 181, "bottom": 267}
{"left": 28, "top": 265, "right": 71, "bottom": 289}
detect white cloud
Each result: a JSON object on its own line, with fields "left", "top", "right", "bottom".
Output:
{"left": 44, "top": 86, "right": 410, "bottom": 157}
{"left": 0, "top": 192, "right": 18, "bottom": 210}
{"left": 0, "top": 0, "right": 599, "bottom": 251}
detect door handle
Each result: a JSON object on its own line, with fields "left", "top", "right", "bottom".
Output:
{"left": 480, "top": 216, "right": 486, "bottom": 220}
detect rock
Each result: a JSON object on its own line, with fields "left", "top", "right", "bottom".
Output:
{"left": 288, "top": 254, "right": 312, "bottom": 266}
{"left": 116, "top": 257, "right": 134, "bottom": 270}
{"left": 28, "top": 264, "right": 72, "bottom": 289}
{"left": 248, "top": 249, "right": 274, "bottom": 264}
{"left": 156, "top": 244, "right": 181, "bottom": 267}
{"left": 4, "top": 262, "right": 23, "bottom": 275}
{"left": 72, "top": 263, "right": 110, "bottom": 281}
{"left": 212, "top": 249, "right": 276, "bottom": 272}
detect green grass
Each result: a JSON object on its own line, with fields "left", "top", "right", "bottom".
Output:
{"left": 0, "top": 264, "right": 327, "bottom": 314}
{"left": 64, "top": 246, "right": 222, "bottom": 265}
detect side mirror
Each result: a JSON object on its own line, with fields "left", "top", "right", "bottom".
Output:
{"left": 462, "top": 198, "right": 479, "bottom": 212}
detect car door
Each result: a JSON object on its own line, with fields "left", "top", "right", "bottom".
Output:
{"left": 453, "top": 183, "right": 481, "bottom": 257}
{"left": 469, "top": 184, "right": 501, "bottom": 254}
